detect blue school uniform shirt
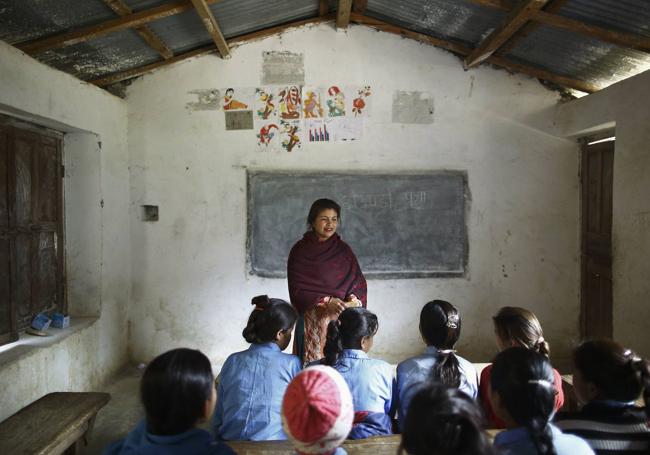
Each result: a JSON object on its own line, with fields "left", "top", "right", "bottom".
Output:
{"left": 396, "top": 346, "right": 478, "bottom": 428}
{"left": 494, "top": 423, "right": 595, "bottom": 455}
{"left": 213, "top": 342, "right": 301, "bottom": 441}
{"left": 103, "top": 419, "right": 235, "bottom": 455}
{"left": 328, "top": 349, "right": 395, "bottom": 414}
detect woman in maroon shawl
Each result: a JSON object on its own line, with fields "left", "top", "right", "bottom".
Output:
{"left": 288, "top": 198, "right": 367, "bottom": 364}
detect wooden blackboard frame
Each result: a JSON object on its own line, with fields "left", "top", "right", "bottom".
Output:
{"left": 246, "top": 170, "right": 469, "bottom": 279}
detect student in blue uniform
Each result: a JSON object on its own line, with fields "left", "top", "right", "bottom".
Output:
{"left": 554, "top": 339, "right": 650, "bottom": 454}
{"left": 491, "top": 347, "right": 594, "bottom": 455}
{"left": 103, "top": 348, "right": 235, "bottom": 455}
{"left": 213, "top": 295, "right": 301, "bottom": 441}
{"left": 400, "top": 384, "right": 495, "bottom": 455}
{"left": 318, "top": 307, "right": 395, "bottom": 438}
{"left": 396, "top": 299, "right": 478, "bottom": 429}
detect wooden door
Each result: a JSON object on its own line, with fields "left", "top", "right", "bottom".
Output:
{"left": 581, "top": 140, "right": 614, "bottom": 339}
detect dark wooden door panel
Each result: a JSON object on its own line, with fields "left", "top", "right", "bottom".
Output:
{"left": 581, "top": 140, "right": 614, "bottom": 339}
{"left": 0, "top": 128, "right": 8, "bottom": 228}
{"left": 13, "top": 133, "right": 34, "bottom": 227}
{"left": 0, "top": 237, "right": 13, "bottom": 343}
{"left": 36, "top": 139, "right": 59, "bottom": 224}
{"left": 36, "top": 232, "right": 58, "bottom": 314}
{"left": 14, "top": 234, "right": 32, "bottom": 325}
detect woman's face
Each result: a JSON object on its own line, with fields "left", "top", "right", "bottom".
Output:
{"left": 312, "top": 208, "right": 338, "bottom": 241}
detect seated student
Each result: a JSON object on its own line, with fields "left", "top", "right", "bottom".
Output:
{"left": 396, "top": 300, "right": 478, "bottom": 429}
{"left": 400, "top": 384, "right": 495, "bottom": 455}
{"left": 480, "top": 306, "right": 564, "bottom": 428}
{"left": 282, "top": 365, "right": 354, "bottom": 455}
{"left": 491, "top": 347, "right": 594, "bottom": 455}
{"left": 104, "top": 348, "right": 235, "bottom": 455}
{"left": 213, "top": 295, "right": 301, "bottom": 440}
{"left": 554, "top": 339, "right": 650, "bottom": 454}
{"left": 314, "top": 307, "right": 395, "bottom": 438}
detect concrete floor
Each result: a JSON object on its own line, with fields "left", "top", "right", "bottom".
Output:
{"left": 82, "top": 366, "right": 144, "bottom": 454}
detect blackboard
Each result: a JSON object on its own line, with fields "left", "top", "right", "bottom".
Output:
{"left": 247, "top": 171, "right": 468, "bottom": 279}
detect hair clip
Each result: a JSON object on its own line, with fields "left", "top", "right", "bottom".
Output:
{"left": 537, "top": 336, "right": 545, "bottom": 344}
{"left": 446, "top": 314, "right": 459, "bottom": 329}
{"left": 623, "top": 349, "right": 642, "bottom": 363}
{"left": 438, "top": 349, "right": 457, "bottom": 355}
{"left": 527, "top": 379, "right": 553, "bottom": 388}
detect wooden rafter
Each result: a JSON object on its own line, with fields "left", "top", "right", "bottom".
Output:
{"left": 17, "top": 0, "right": 223, "bottom": 55}
{"left": 91, "top": 15, "right": 336, "bottom": 87}
{"left": 464, "top": 0, "right": 550, "bottom": 69}
{"left": 352, "top": 0, "right": 368, "bottom": 13}
{"left": 189, "top": 0, "right": 230, "bottom": 58}
{"left": 336, "top": 0, "right": 353, "bottom": 29}
{"left": 319, "top": 0, "right": 329, "bottom": 17}
{"left": 102, "top": 0, "right": 173, "bottom": 59}
{"left": 350, "top": 13, "right": 598, "bottom": 93}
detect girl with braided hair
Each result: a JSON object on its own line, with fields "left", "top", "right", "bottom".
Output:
{"left": 212, "top": 295, "right": 301, "bottom": 441}
{"left": 491, "top": 347, "right": 594, "bottom": 455}
{"left": 396, "top": 300, "right": 478, "bottom": 430}
{"left": 480, "top": 306, "right": 564, "bottom": 427}
{"left": 555, "top": 339, "right": 650, "bottom": 453}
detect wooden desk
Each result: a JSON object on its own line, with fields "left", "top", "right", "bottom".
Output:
{"left": 0, "top": 392, "right": 111, "bottom": 455}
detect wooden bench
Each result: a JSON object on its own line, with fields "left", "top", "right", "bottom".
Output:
{"left": 0, "top": 392, "right": 111, "bottom": 455}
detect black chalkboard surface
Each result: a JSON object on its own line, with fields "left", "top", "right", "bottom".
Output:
{"left": 247, "top": 171, "right": 468, "bottom": 279}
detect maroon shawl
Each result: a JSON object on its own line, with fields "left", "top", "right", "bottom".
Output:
{"left": 287, "top": 231, "right": 367, "bottom": 314}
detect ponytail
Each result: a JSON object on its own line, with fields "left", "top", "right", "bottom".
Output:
{"left": 323, "top": 307, "right": 378, "bottom": 366}
{"left": 242, "top": 295, "right": 297, "bottom": 344}
{"left": 420, "top": 300, "right": 462, "bottom": 388}
{"left": 491, "top": 347, "right": 557, "bottom": 455}
{"left": 574, "top": 339, "right": 650, "bottom": 418}
{"left": 324, "top": 320, "right": 343, "bottom": 366}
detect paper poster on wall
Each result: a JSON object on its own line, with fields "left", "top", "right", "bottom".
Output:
{"left": 277, "top": 86, "right": 302, "bottom": 120}
{"left": 255, "top": 120, "right": 280, "bottom": 151}
{"left": 326, "top": 117, "right": 362, "bottom": 141}
{"left": 222, "top": 87, "right": 253, "bottom": 111}
{"left": 279, "top": 120, "right": 302, "bottom": 152}
{"left": 302, "top": 87, "right": 324, "bottom": 119}
{"left": 254, "top": 87, "right": 277, "bottom": 120}
{"left": 349, "top": 86, "right": 372, "bottom": 118}
{"left": 305, "top": 119, "right": 330, "bottom": 142}
{"left": 324, "top": 85, "right": 346, "bottom": 118}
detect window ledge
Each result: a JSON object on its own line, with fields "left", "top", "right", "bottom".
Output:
{"left": 0, "top": 317, "right": 98, "bottom": 369}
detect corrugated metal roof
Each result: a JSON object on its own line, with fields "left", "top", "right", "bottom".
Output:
{"left": 366, "top": 0, "right": 507, "bottom": 47}
{"left": 1, "top": 0, "right": 649, "bottom": 93}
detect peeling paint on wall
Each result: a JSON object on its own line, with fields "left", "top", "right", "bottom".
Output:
{"left": 261, "top": 51, "right": 305, "bottom": 85}
{"left": 392, "top": 90, "right": 434, "bottom": 124}
{"left": 186, "top": 89, "right": 221, "bottom": 111}
{"left": 225, "top": 111, "right": 254, "bottom": 130}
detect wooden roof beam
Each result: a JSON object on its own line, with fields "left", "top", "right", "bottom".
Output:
{"left": 336, "top": 0, "right": 353, "bottom": 29}
{"left": 102, "top": 0, "right": 173, "bottom": 59}
{"left": 17, "top": 0, "right": 223, "bottom": 55}
{"left": 464, "top": 0, "right": 550, "bottom": 69}
{"left": 91, "top": 15, "right": 335, "bottom": 87}
{"left": 189, "top": 0, "right": 230, "bottom": 58}
{"left": 350, "top": 13, "right": 597, "bottom": 93}
{"left": 319, "top": 0, "right": 329, "bottom": 16}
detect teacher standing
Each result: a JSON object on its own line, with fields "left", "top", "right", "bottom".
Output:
{"left": 287, "top": 198, "right": 367, "bottom": 364}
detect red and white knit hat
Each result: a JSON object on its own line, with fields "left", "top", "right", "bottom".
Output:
{"left": 282, "top": 365, "right": 354, "bottom": 454}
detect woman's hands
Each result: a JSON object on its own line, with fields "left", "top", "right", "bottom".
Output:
{"left": 346, "top": 294, "right": 362, "bottom": 308}
{"left": 327, "top": 297, "right": 347, "bottom": 314}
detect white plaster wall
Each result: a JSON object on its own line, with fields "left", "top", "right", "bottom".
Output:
{"left": 126, "top": 24, "right": 580, "bottom": 369}
{"left": 553, "top": 70, "right": 650, "bottom": 357}
{"left": 0, "top": 41, "right": 130, "bottom": 421}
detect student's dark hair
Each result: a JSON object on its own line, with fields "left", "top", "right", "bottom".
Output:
{"left": 420, "top": 300, "right": 462, "bottom": 388}
{"left": 493, "top": 306, "right": 550, "bottom": 357}
{"left": 400, "top": 384, "right": 495, "bottom": 455}
{"left": 574, "top": 339, "right": 650, "bottom": 418}
{"left": 306, "top": 198, "right": 341, "bottom": 227}
{"left": 491, "top": 347, "right": 557, "bottom": 455}
{"left": 140, "top": 348, "right": 214, "bottom": 436}
{"left": 242, "top": 295, "right": 297, "bottom": 344}
{"left": 324, "top": 307, "right": 378, "bottom": 366}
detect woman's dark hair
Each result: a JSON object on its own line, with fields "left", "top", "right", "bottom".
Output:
{"left": 574, "top": 339, "right": 650, "bottom": 417}
{"left": 420, "top": 300, "right": 462, "bottom": 388}
{"left": 140, "top": 348, "right": 214, "bottom": 435}
{"left": 400, "top": 384, "right": 495, "bottom": 455}
{"left": 307, "top": 198, "right": 341, "bottom": 228}
{"left": 493, "top": 306, "right": 550, "bottom": 357}
{"left": 491, "top": 347, "right": 557, "bottom": 455}
{"left": 242, "top": 295, "right": 297, "bottom": 344}
{"left": 324, "top": 307, "right": 378, "bottom": 366}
